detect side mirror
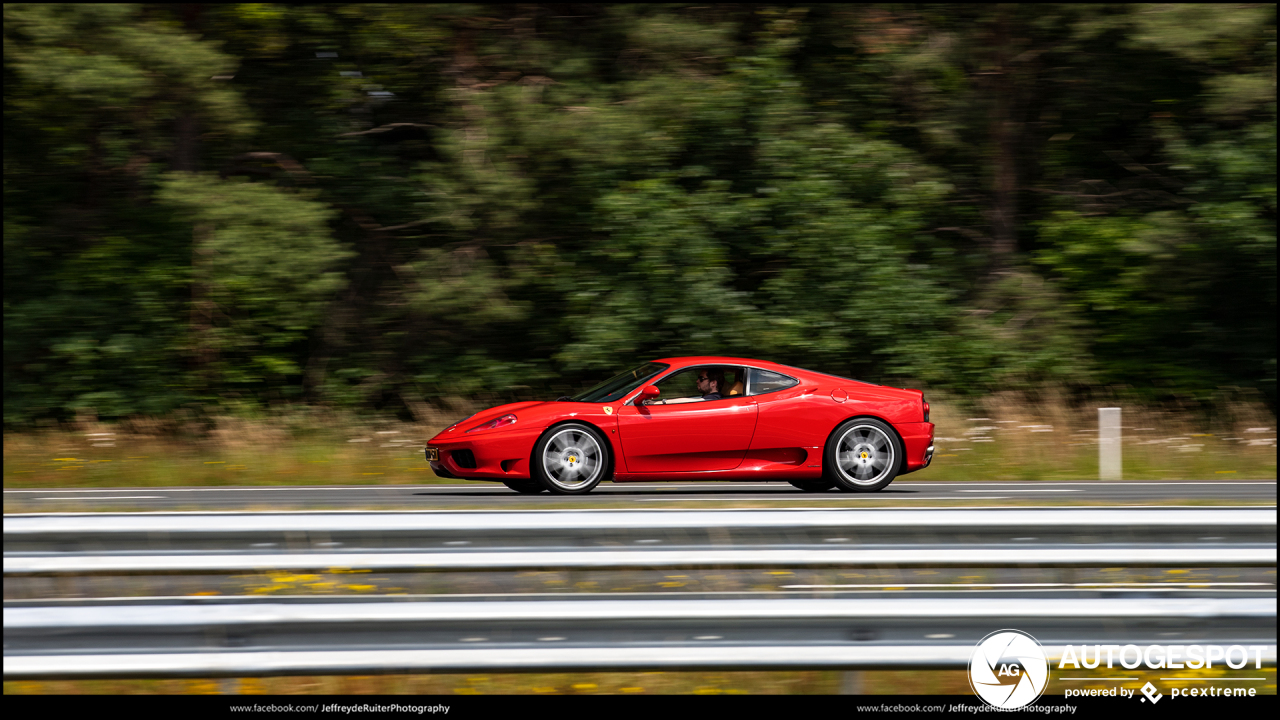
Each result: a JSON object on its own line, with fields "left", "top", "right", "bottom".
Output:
{"left": 635, "top": 385, "right": 660, "bottom": 404}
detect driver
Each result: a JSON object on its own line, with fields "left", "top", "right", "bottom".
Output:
{"left": 696, "top": 368, "right": 725, "bottom": 400}
{"left": 650, "top": 368, "right": 725, "bottom": 404}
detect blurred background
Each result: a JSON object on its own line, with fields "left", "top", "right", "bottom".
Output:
{"left": 3, "top": 6, "right": 1276, "bottom": 698}
{"left": 3, "top": 4, "right": 1275, "bottom": 468}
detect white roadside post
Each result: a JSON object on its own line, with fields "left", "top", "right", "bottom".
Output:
{"left": 1099, "top": 407, "right": 1122, "bottom": 480}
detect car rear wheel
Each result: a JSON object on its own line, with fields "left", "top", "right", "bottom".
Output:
{"left": 533, "top": 422, "right": 610, "bottom": 495}
{"left": 789, "top": 479, "right": 836, "bottom": 492}
{"left": 825, "top": 418, "right": 901, "bottom": 492}
{"left": 502, "top": 479, "right": 546, "bottom": 494}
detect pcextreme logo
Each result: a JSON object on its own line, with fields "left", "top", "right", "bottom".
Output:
{"left": 969, "top": 629, "right": 1050, "bottom": 709}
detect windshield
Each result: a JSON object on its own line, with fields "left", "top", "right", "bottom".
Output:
{"left": 569, "top": 362, "right": 669, "bottom": 403}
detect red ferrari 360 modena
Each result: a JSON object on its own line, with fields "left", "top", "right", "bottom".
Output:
{"left": 425, "top": 356, "right": 935, "bottom": 494}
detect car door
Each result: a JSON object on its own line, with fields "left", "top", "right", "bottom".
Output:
{"left": 615, "top": 366, "right": 758, "bottom": 472}
{"left": 744, "top": 367, "right": 817, "bottom": 461}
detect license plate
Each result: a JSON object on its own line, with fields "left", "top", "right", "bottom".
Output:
{"left": 425, "top": 447, "right": 439, "bottom": 461}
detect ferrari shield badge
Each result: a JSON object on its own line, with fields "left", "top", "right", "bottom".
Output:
{"left": 603, "top": 406, "right": 613, "bottom": 415}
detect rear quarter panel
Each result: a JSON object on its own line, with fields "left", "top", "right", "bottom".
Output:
{"left": 749, "top": 379, "right": 921, "bottom": 451}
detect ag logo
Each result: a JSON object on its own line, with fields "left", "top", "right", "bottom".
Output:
{"left": 969, "top": 629, "right": 1049, "bottom": 709}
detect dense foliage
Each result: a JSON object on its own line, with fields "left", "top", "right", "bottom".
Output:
{"left": 4, "top": 4, "right": 1275, "bottom": 424}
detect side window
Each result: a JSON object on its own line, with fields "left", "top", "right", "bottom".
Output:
{"left": 649, "top": 366, "right": 742, "bottom": 404}
{"left": 748, "top": 368, "right": 798, "bottom": 395}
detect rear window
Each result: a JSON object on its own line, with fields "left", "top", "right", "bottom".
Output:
{"left": 748, "top": 368, "right": 798, "bottom": 395}
{"left": 779, "top": 364, "right": 876, "bottom": 387}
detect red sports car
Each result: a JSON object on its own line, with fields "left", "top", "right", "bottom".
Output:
{"left": 425, "top": 357, "right": 935, "bottom": 494}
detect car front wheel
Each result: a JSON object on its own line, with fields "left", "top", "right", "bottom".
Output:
{"left": 533, "top": 422, "right": 610, "bottom": 495}
{"left": 825, "top": 418, "right": 901, "bottom": 492}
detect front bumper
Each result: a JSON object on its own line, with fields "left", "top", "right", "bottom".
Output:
{"left": 424, "top": 426, "right": 544, "bottom": 480}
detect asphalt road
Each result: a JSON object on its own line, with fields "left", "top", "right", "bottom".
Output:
{"left": 4, "top": 480, "right": 1275, "bottom": 512}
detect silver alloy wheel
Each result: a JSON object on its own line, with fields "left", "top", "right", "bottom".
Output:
{"left": 834, "top": 423, "right": 896, "bottom": 486}
{"left": 540, "top": 426, "right": 604, "bottom": 491}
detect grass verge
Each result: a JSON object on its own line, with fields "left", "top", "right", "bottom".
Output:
{"left": 4, "top": 396, "right": 1273, "bottom": 491}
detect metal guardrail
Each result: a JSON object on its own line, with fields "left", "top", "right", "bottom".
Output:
{"left": 5, "top": 596, "right": 1275, "bottom": 678}
{"left": 7, "top": 507, "right": 1276, "bottom": 538}
{"left": 7, "top": 546, "right": 1276, "bottom": 574}
{"left": 6, "top": 508, "right": 1274, "bottom": 551}
{"left": 6, "top": 507, "right": 1275, "bottom": 678}
{"left": 6, "top": 507, "right": 1273, "bottom": 574}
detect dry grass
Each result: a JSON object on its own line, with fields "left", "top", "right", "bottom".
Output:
{"left": 3, "top": 394, "right": 1275, "bottom": 490}
{"left": 2, "top": 409, "right": 456, "bottom": 489}
{"left": 926, "top": 390, "right": 1276, "bottom": 481}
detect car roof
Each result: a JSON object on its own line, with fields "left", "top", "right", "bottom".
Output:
{"left": 652, "top": 356, "right": 786, "bottom": 369}
{"left": 651, "top": 356, "right": 879, "bottom": 387}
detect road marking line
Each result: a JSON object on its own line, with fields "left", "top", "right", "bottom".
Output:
{"left": 635, "top": 497, "right": 1012, "bottom": 502}
{"left": 5, "top": 505, "right": 1272, "bottom": 517}
{"left": 5, "top": 486, "right": 501, "bottom": 494}
{"left": 783, "top": 582, "right": 1274, "bottom": 589}
{"left": 37, "top": 496, "right": 165, "bottom": 500}
{"left": 7, "top": 481, "right": 1274, "bottom": 494}
{"left": 897, "top": 482, "right": 1277, "bottom": 486}
{"left": 958, "top": 489, "right": 1081, "bottom": 493}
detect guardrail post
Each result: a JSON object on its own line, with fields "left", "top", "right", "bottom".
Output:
{"left": 1099, "top": 407, "right": 1121, "bottom": 480}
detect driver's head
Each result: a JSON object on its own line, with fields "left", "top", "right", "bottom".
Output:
{"left": 697, "top": 368, "right": 726, "bottom": 394}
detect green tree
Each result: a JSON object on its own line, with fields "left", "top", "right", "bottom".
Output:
{"left": 4, "top": 4, "right": 1274, "bottom": 425}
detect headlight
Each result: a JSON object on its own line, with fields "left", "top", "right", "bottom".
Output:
{"left": 466, "top": 414, "right": 517, "bottom": 433}
{"left": 446, "top": 414, "right": 476, "bottom": 431}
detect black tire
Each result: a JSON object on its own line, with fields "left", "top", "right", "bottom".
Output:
{"left": 532, "top": 422, "right": 610, "bottom": 495}
{"left": 502, "top": 479, "right": 546, "bottom": 494}
{"left": 789, "top": 479, "right": 837, "bottom": 492}
{"left": 824, "top": 417, "right": 902, "bottom": 492}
